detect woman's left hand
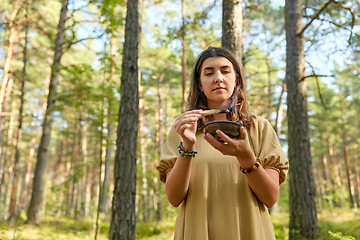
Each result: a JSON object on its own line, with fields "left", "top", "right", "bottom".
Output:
{"left": 204, "top": 126, "right": 256, "bottom": 168}
{"left": 205, "top": 125, "right": 281, "bottom": 208}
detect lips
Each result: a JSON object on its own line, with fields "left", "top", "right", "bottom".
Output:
{"left": 213, "top": 87, "right": 226, "bottom": 91}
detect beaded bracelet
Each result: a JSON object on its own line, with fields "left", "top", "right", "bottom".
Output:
{"left": 178, "top": 142, "right": 197, "bottom": 158}
{"left": 240, "top": 158, "right": 261, "bottom": 174}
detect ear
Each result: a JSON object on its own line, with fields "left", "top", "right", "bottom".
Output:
{"left": 198, "top": 80, "right": 203, "bottom": 91}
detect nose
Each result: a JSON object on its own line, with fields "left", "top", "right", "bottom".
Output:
{"left": 214, "top": 71, "right": 223, "bottom": 83}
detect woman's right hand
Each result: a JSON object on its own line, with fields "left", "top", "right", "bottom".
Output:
{"left": 173, "top": 110, "right": 202, "bottom": 147}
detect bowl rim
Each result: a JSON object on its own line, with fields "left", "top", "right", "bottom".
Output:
{"left": 203, "top": 120, "right": 242, "bottom": 128}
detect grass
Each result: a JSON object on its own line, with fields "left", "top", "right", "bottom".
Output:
{"left": 0, "top": 209, "right": 359, "bottom": 240}
{"left": 272, "top": 210, "right": 360, "bottom": 240}
{"left": 0, "top": 217, "right": 109, "bottom": 240}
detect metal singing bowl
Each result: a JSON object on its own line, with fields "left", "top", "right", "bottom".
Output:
{"left": 203, "top": 120, "right": 242, "bottom": 140}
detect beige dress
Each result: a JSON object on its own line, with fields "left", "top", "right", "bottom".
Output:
{"left": 156, "top": 115, "right": 289, "bottom": 240}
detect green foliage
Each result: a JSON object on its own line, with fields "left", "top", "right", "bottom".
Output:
{"left": 328, "top": 231, "right": 356, "bottom": 240}
{"left": 3, "top": 211, "right": 358, "bottom": 240}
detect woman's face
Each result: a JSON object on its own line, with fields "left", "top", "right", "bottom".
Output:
{"left": 199, "top": 56, "right": 237, "bottom": 109}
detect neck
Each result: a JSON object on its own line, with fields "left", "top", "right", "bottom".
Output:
{"left": 213, "top": 113, "right": 228, "bottom": 121}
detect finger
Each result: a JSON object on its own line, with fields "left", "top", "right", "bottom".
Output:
{"left": 238, "top": 126, "right": 247, "bottom": 140}
{"left": 215, "top": 129, "right": 233, "bottom": 143}
{"left": 175, "top": 113, "right": 200, "bottom": 127}
{"left": 204, "top": 132, "right": 226, "bottom": 150}
{"left": 177, "top": 112, "right": 202, "bottom": 123}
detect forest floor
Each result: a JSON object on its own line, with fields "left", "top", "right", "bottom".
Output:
{"left": 0, "top": 209, "right": 359, "bottom": 240}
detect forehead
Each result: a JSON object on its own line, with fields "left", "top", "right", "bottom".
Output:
{"left": 201, "top": 57, "right": 233, "bottom": 70}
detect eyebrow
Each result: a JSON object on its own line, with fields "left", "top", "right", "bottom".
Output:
{"left": 203, "top": 65, "right": 232, "bottom": 71}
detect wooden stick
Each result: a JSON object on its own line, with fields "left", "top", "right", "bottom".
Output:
{"left": 200, "top": 109, "right": 230, "bottom": 116}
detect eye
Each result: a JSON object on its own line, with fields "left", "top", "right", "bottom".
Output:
{"left": 205, "top": 72, "right": 213, "bottom": 76}
{"left": 222, "top": 70, "right": 230, "bottom": 74}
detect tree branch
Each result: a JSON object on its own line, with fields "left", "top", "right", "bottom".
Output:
{"left": 299, "top": 0, "right": 357, "bottom": 46}
{"left": 299, "top": 74, "right": 334, "bottom": 82}
{"left": 351, "top": 59, "right": 360, "bottom": 73}
{"left": 63, "top": 34, "right": 105, "bottom": 51}
{"left": 314, "top": 74, "right": 328, "bottom": 110}
{"left": 318, "top": 18, "right": 360, "bottom": 41}
{"left": 15, "top": 13, "right": 39, "bottom": 26}
{"left": 0, "top": 14, "right": 8, "bottom": 26}
{"left": 297, "top": 0, "right": 333, "bottom": 36}
{"left": 303, "top": 61, "right": 332, "bottom": 110}
{"left": 332, "top": 1, "right": 356, "bottom": 45}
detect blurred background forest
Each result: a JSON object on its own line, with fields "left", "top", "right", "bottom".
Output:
{"left": 0, "top": 0, "right": 360, "bottom": 239}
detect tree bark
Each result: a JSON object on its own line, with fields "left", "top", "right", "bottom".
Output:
{"left": 18, "top": 110, "right": 40, "bottom": 214}
{"left": 138, "top": 84, "right": 149, "bottom": 222}
{"left": 339, "top": 88, "right": 358, "bottom": 209}
{"left": 222, "top": 0, "right": 245, "bottom": 92}
{"left": 0, "top": 1, "right": 20, "bottom": 118}
{"left": 109, "top": 0, "right": 142, "bottom": 238}
{"left": 0, "top": 97, "right": 17, "bottom": 220}
{"left": 0, "top": 78, "right": 14, "bottom": 172}
{"left": 80, "top": 118, "right": 88, "bottom": 216}
{"left": 64, "top": 133, "right": 73, "bottom": 215}
{"left": 319, "top": 133, "right": 333, "bottom": 208}
{"left": 275, "top": 79, "right": 286, "bottom": 137}
{"left": 156, "top": 74, "right": 164, "bottom": 221}
{"left": 8, "top": 22, "right": 28, "bottom": 222}
{"left": 26, "top": 0, "right": 69, "bottom": 225}
{"left": 266, "top": 51, "right": 272, "bottom": 120}
{"left": 353, "top": 152, "right": 360, "bottom": 207}
{"left": 327, "top": 133, "right": 346, "bottom": 208}
{"left": 285, "top": 0, "right": 319, "bottom": 239}
{"left": 270, "top": 79, "right": 287, "bottom": 217}
{"left": 100, "top": 34, "right": 116, "bottom": 216}
{"left": 18, "top": 162, "right": 32, "bottom": 214}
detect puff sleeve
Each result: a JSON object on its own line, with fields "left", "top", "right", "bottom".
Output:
{"left": 247, "top": 116, "right": 289, "bottom": 185}
{"left": 156, "top": 124, "right": 182, "bottom": 183}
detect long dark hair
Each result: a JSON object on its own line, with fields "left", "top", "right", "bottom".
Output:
{"left": 187, "top": 46, "right": 254, "bottom": 130}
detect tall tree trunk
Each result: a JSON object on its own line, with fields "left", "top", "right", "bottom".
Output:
{"left": 0, "top": 97, "right": 17, "bottom": 220}
{"left": 312, "top": 167, "right": 323, "bottom": 210}
{"left": 96, "top": 100, "right": 107, "bottom": 237}
{"left": 275, "top": 79, "right": 286, "bottom": 136}
{"left": 319, "top": 133, "right": 333, "bottom": 209}
{"left": 18, "top": 110, "right": 40, "bottom": 214}
{"left": 222, "top": 0, "right": 245, "bottom": 91}
{"left": 70, "top": 120, "right": 79, "bottom": 218}
{"left": 285, "top": 1, "right": 319, "bottom": 239}
{"left": 339, "top": 88, "right": 358, "bottom": 209}
{"left": 27, "top": 0, "right": 69, "bottom": 225}
{"left": 138, "top": 84, "right": 149, "bottom": 222}
{"left": 109, "top": 0, "right": 142, "bottom": 238}
{"left": 84, "top": 134, "right": 92, "bottom": 217}
{"left": 0, "top": 1, "right": 20, "bottom": 117}
{"left": 8, "top": 22, "right": 28, "bottom": 222}
{"left": 52, "top": 138, "right": 63, "bottom": 186}
{"left": 90, "top": 136, "right": 99, "bottom": 207}
{"left": 100, "top": 34, "right": 116, "bottom": 216}
{"left": 270, "top": 79, "right": 286, "bottom": 217}
{"left": 64, "top": 133, "right": 73, "bottom": 215}
{"left": 80, "top": 118, "right": 88, "bottom": 216}
{"left": 0, "top": 78, "right": 14, "bottom": 174}
{"left": 74, "top": 117, "right": 82, "bottom": 220}
{"left": 327, "top": 133, "right": 345, "bottom": 208}
{"left": 266, "top": 51, "right": 272, "bottom": 120}
{"left": 181, "top": 0, "right": 187, "bottom": 113}
{"left": 18, "top": 161, "right": 32, "bottom": 214}
{"left": 156, "top": 74, "right": 164, "bottom": 221}
{"left": 0, "top": 77, "right": 14, "bottom": 179}
{"left": 353, "top": 152, "right": 360, "bottom": 206}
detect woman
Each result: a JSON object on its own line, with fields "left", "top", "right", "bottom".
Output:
{"left": 156, "top": 46, "right": 288, "bottom": 240}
